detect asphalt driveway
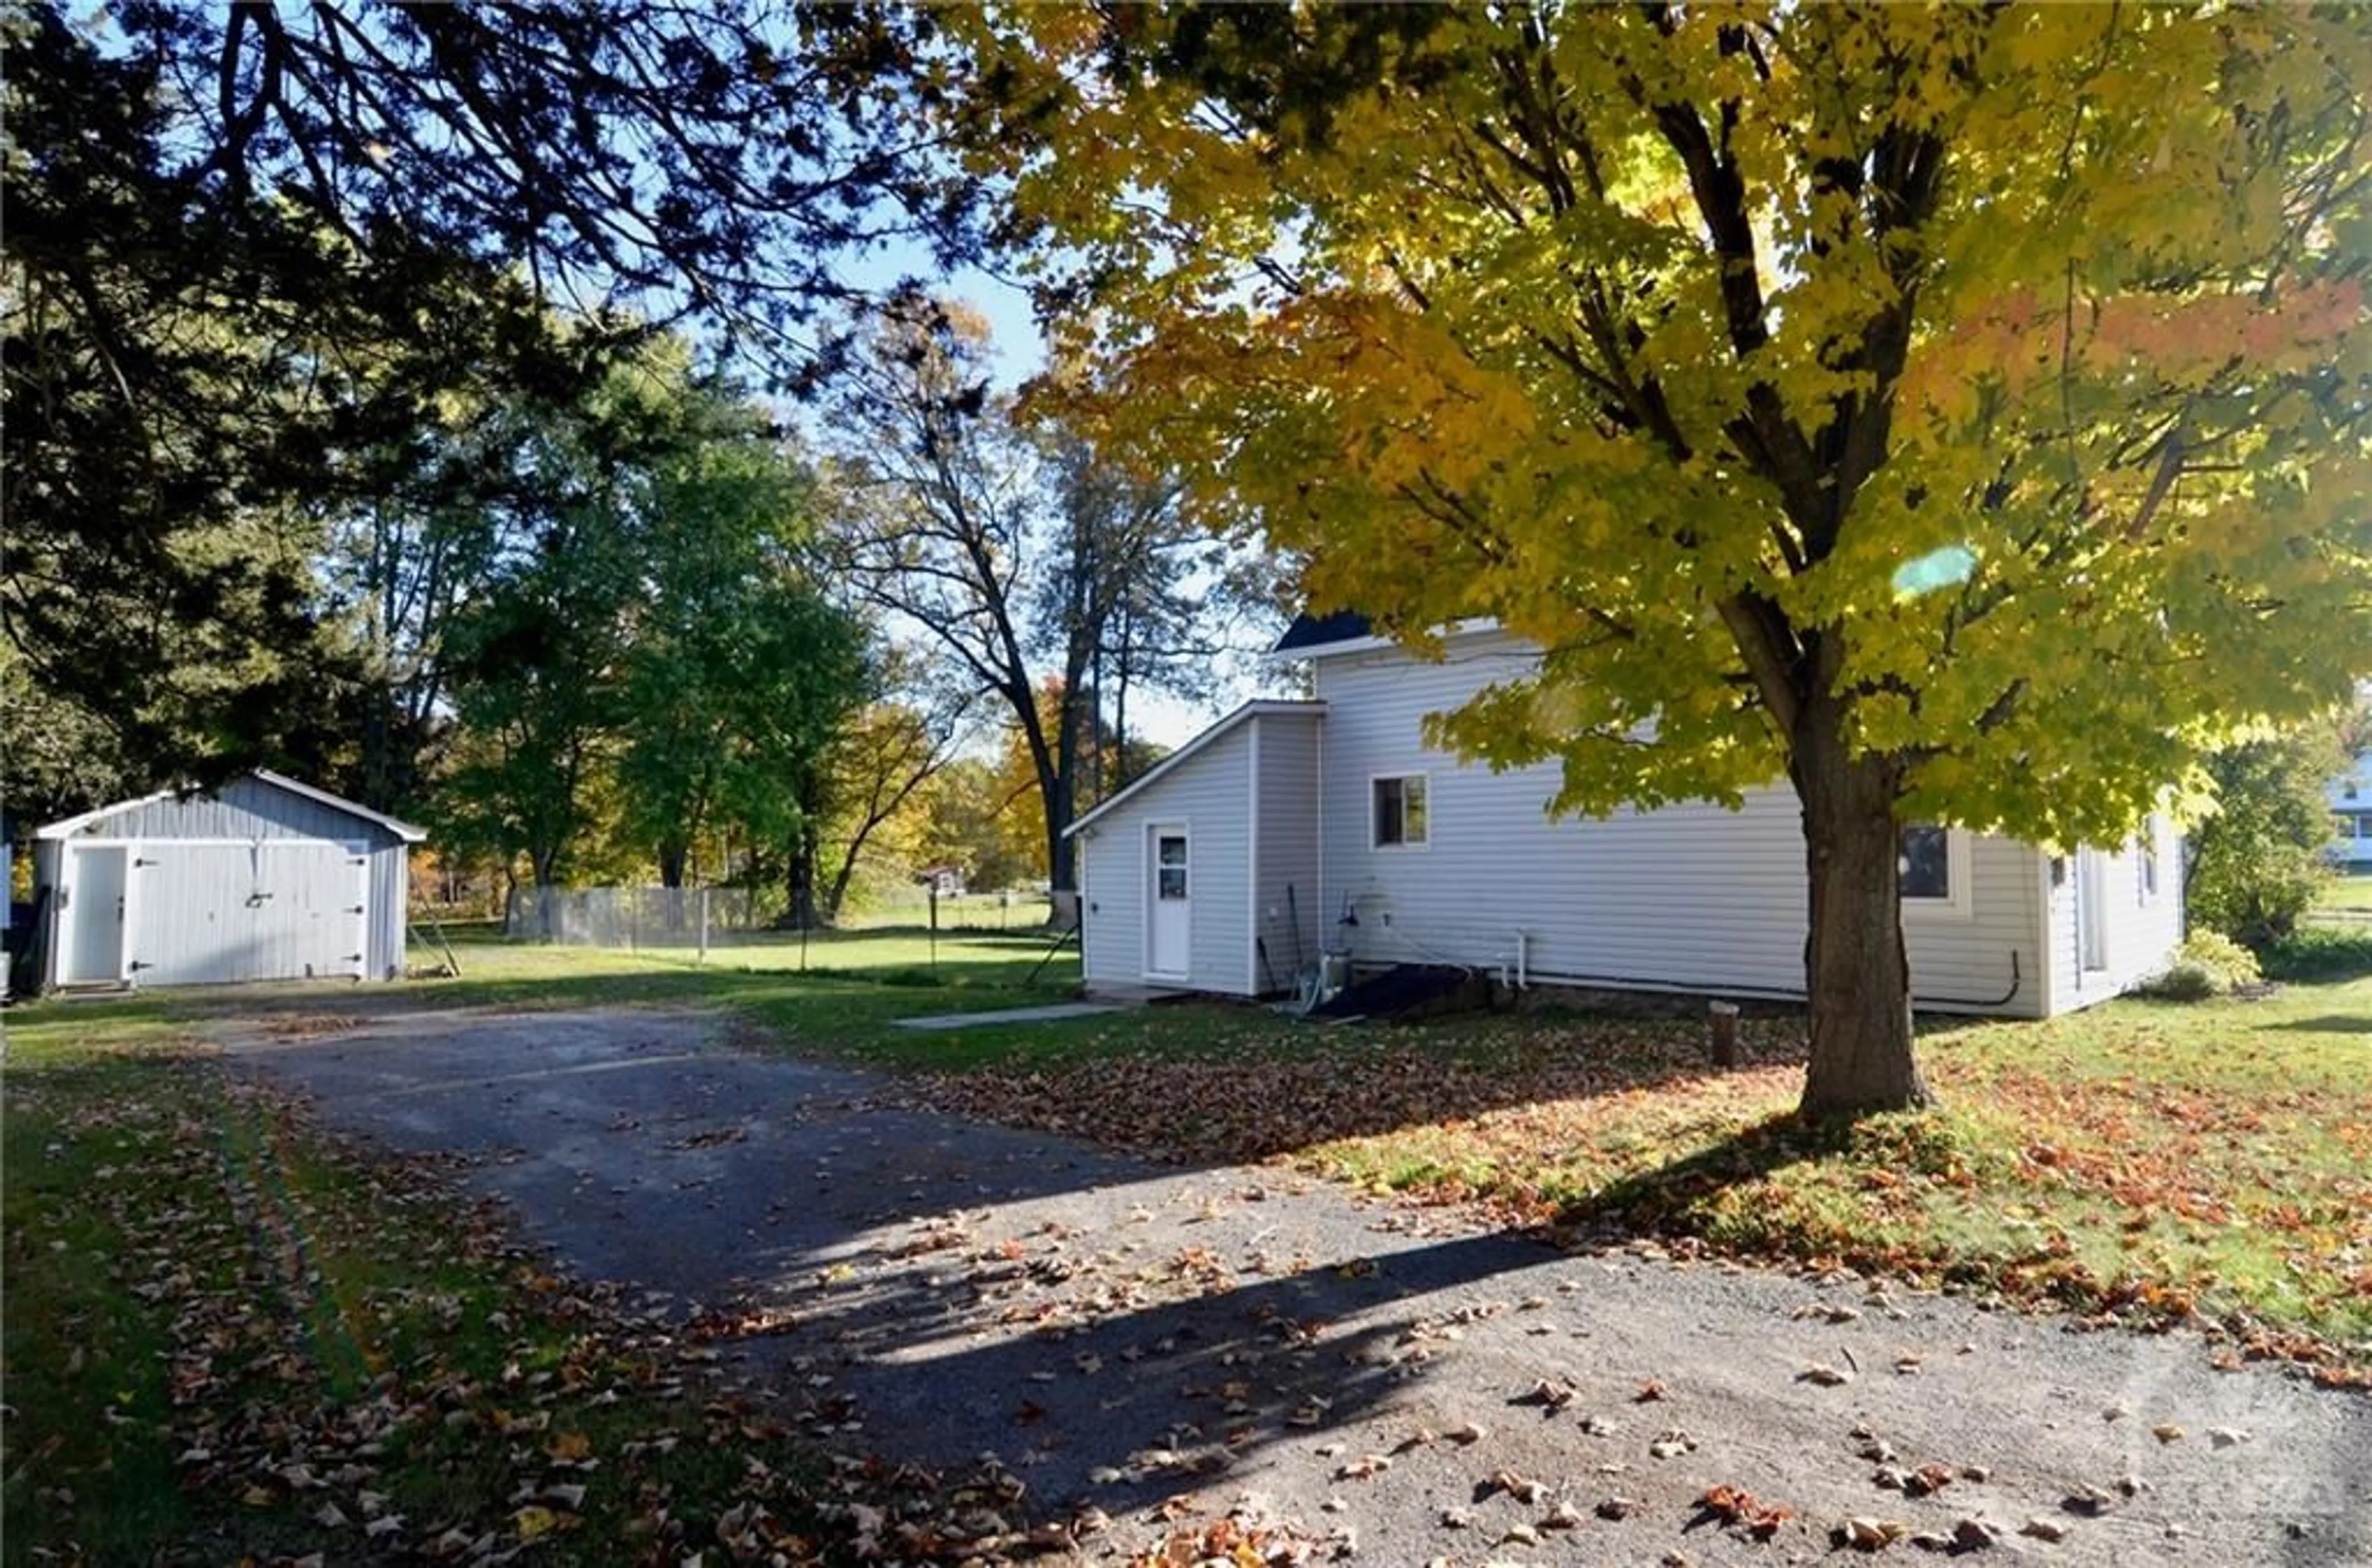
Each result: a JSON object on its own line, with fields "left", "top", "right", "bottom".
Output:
{"left": 225, "top": 1005, "right": 2370, "bottom": 1566}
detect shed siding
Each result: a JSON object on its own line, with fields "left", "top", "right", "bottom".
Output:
{"left": 88, "top": 777, "right": 389, "bottom": 844}
{"left": 38, "top": 776, "right": 414, "bottom": 988}
{"left": 1251, "top": 712, "right": 1324, "bottom": 994}
{"left": 1077, "top": 724, "right": 1256, "bottom": 995}
{"left": 1313, "top": 631, "right": 2048, "bottom": 1014}
{"left": 2045, "top": 814, "right": 2185, "bottom": 1014}
{"left": 131, "top": 842, "right": 368, "bottom": 986}
{"left": 370, "top": 844, "right": 410, "bottom": 979}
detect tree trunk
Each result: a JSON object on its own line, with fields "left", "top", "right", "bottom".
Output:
{"left": 657, "top": 840, "right": 688, "bottom": 889}
{"left": 822, "top": 854, "right": 859, "bottom": 925}
{"left": 1044, "top": 760, "right": 1077, "bottom": 927}
{"left": 1793, "top": 723, "right": 1931, "bottom": 1120}
{"left": 784, "top": 826, "right": 823, "bottom": 930}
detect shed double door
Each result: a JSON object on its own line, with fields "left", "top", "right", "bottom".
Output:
{"left": 133, "top": 842, "right": 368, "bottom": 986}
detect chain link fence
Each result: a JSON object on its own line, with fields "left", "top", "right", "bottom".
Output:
{"left": 501, "top": 885, "right": 1058, "bottom": 954}
{"left": 503, "top": 886, "right": 774, "bottom": 950}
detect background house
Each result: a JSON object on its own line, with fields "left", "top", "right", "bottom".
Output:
{"left": 2329, "top": 748, "right": 2372, "bottom": 870}
{"left": 1069, "top": 619, "right": 2184, "bottom": 1018}
{"left": 31, "top": 771, "right": 424, "bottom": 991}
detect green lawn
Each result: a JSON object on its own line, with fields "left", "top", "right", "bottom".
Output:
{"left": 377, "top": 929, "right": 1085, "bottom": 1070}
{"left": 2312, "top": 871, "right": 2372, "bottom": 916}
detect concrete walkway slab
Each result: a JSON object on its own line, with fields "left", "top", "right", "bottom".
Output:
{"left": 892, "top": 1000, "right": 1119, "bottom": 1029}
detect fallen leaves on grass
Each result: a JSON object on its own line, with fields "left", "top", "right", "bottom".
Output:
{"left": 883, "top": 1001, "right": 2371, "bottom": 1377}
{"left": 5, "top": 1054, "right": 1080, "bottom": 1566}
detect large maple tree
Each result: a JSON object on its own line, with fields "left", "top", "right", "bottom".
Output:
{"left": 958, "top": 4, "right": 2372, "bottom": 1115}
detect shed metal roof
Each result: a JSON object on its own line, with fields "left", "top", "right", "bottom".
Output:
{"left": 36, "top": 769, "right": 427, "bottom": 843}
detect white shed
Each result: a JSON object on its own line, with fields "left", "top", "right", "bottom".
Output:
{"left": 32, "top": 771, "right": 426, "bottom": 991}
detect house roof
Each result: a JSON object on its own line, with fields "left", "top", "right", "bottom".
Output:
{"left": 1272, "top": 610, "right": 1375, "bottom": 654}
{"left": 36, "top": 769, "right": 428, "bottom": 843}
{"left": 1065, "top": 700, "right": 1327, "bottom": 838}
{"left": 1269, "top": 610, "right": 1504, "bottom": 660}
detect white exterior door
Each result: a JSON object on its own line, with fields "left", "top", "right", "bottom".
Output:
{"left": 133, "top": 842, "right": 368, "bottom": 986}
{"left": 1146, "top": 825, "right": 1190, "bottom": 979}
{"left": 62, "top": 845, "right": 129, "bottom": 984}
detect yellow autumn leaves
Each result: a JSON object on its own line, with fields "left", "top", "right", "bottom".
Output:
{"left": 957, "top": 3, "right": 2368, "bottom": 844}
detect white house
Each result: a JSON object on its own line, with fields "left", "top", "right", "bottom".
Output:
{"left": 31, "top": 771, "right": 426, "bottom": 991}
{"left": 1066, "top": 616, "right": 2184, "bottom": 1019}
{"left": 2329, "top": 748, "right": 2372, "bottom": 869}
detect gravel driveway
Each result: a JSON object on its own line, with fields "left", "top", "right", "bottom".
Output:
{"left": 225, "top": 1005, "right": 2370, "bottom": 1567}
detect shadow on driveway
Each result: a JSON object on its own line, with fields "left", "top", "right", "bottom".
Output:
{"left": 225, "top": 1006, "right": 2372, "bottom": 1567}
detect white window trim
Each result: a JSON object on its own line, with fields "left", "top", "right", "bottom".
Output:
{"left": 1899, "top": 825, "right": 1974, "bottom": 922}
{"left": 1369, "top": 771, "right": 1431, "bottom": 851}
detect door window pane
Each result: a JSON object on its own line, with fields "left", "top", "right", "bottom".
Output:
{"left": 1156, "top": 834, "right": 1187, "bottom": 899}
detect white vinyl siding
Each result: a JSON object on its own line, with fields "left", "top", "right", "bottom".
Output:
{"left": 1313, "top": 629, "right": 2049, "bottom": 1016}
{"left": 2045, "top": 813, "right": 2187, "bottom": 1015}
{"left": 1252, "top": 711, "right": 1324, "bottom": 993}
{"left": 44, "top": 773, "right": 415, "bottom": 977}
{"left": 1075, "top": 723, "right": 1257, "bottom": 996}
{"left": 1908, "top": 834, "right": 2044, "bottom": 1014}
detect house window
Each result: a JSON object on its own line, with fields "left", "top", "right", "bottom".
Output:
{"left": 1373, "top": 774, "right": 1429, "bottom": 848}
{"left": 1899, "top": 824, "right": 1951, "bottom": 900}
{"left": 2139, "top": 818, "right": 2160, "bottom": 901}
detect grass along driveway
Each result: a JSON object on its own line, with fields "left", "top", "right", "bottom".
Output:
{"left": 0, "top": 996, "right": 1065, "bottom": 1566}
{"left": 880, "top": 976, "right": 2372, "bottom": 1378}
{"left": 6, "top": 935, "right": 2365, "bottom": 1563}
